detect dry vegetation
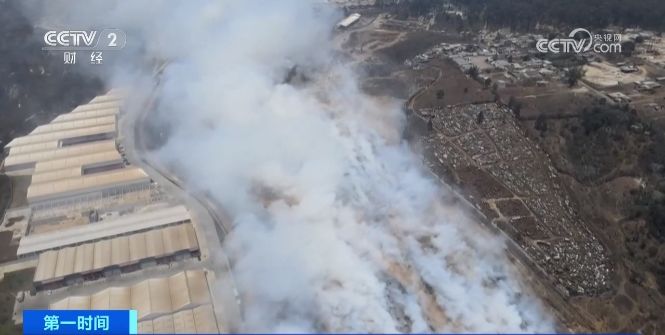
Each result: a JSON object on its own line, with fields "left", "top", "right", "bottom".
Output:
{"left": 410, "top": 59, "right": 493, "bottom": 109}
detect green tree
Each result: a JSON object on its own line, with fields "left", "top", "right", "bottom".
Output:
{"left": 580, "top": 104, "right": 629, "bottom": 134}
{"left": 467, "top": 65, "right": 479, "bottom": 80}
{"left": 622, "top": 40, "right": 636, "bottom": 57}
{"left": 535, "top": 114, "right": 548, "bottom": 135}
{"left": 565, "top": 66, "right": 585, "bottom": 87}
{"left": 491, "top": 82, "right": 499, "bottom": 99}
{"left": 450, "top": 0, "right": 665, "bottom": 32}
{"left": 508, "top": 96, "right": 522, "bottom": 118}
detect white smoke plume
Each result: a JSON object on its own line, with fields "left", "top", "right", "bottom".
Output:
{"left": 24, "top": 0, "right": 555, "bottom": 332}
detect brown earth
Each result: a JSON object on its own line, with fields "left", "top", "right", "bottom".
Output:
{"left": 409, "top": 59, "right": 494, "bottom": 109}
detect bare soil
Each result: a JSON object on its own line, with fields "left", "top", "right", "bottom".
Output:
{"left": 495, "top": 198, "right": 531, "bottom": 217}
{"left": 411, "top": 59, "right": 494, "bottom": 109}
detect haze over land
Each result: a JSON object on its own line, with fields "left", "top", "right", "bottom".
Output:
{"left": 24, "top": 1, "right": 553, "bottom": 332}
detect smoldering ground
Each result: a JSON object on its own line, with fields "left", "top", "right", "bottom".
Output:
{"left": 22, "top": 0, "right": 555, "bottom": 332}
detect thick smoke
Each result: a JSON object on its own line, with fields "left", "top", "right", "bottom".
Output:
{"left": 25, "top": 0, "right": 554, "bottom": 332}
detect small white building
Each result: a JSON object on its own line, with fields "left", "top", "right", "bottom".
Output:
{"left": 337, "top": 13, "right": 361, "bottom": 29}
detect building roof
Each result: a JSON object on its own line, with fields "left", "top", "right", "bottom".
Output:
{"left": 52, "top": 108, "right": 119, "bottom": 123}
{"left": 88, "top": 94, "right": 122, "bottom": 104}
{"left": 140, "top": 304, "right": 219, "bottom": 334}
{"left": 17, "top": 205, "right": 190, "bottom": 256}
{"left": 33, "top": 250, "right": 58, "bottom": 284}
{"left": 32, "top": 150, "right": 121, "bottom": 174}
{"left": 73, "top": 243, "right": 94, "bottom": 274}
{"left": 50, "top": 287, "right": 129, "bottom": 310}
{"left": 6, "top": 124, "right": 116, "bottom": 148}
{"left": 33, "top": 223, "right": 199, "bottom": 284}
{"left": 26, "top": 167, "right": 149, "bottom": 204}
{"left": 337, "top": 13, "right": 361, "bottom": 28}
{"left": 31, "top": 167, "right": 88, "bottom": 184}
{"left": 3, "top": 141, "right": 117, "bottom": 169}
{"left": 8, "top": 141, "right": 61, "bottom": 156}
{"left": 50, "top": 270, "right": 217, "bottom": 332}
{"left": 71, "top": 101, "right": 121, "bottom": 114}
{"left": 32, "top": 116, "right": 116, "bottom": 135}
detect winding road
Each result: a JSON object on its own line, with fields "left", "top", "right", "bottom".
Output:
{"left": 117, "top": 80, "right": 243, "bottom": 332}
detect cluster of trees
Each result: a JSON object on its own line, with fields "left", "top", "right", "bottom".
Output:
{"left": 565, "top": 66, "right": 585, "bottom": 87}
{"left": 631, "top": 183, "right": 665, "bottom": 294}
{"left": 644, "top": 131, "right": 665, "bottom": 242}
{"left": 646, "top": 131, "right": 665, "bottom": 171}
{"left": 377, "top": 0, "right": 441, "bottom": 18}
{"left": 580, "top": 103, "right": 632, "bottom": 135}
{"left": 466, "top": 65, "right": 479, "bottom": 80}
{"left": 466, "top": 65, "right": 493, "bottom": 89}
{"left": 450, "top": 0, "right": 665, "bottom": 31}
{"left": 382, "top": 0, "right": 665, "bottom": 32}
{"left": 646, "top": 192, "right": 665, "bottom": 241}
{"left": 565, "top": 102, "right": 638, "bottom": 182}
{"left": 507, "top": 96, "right": 522, "bottom": 118}
{"left": 402, "top": 0, "right": 440, "bottom": 17}
{"left": 633, "top": 177, "right": 665, "bottom": 242}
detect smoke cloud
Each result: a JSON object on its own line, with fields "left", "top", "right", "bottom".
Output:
{"left": 24, "top": 0, "right": 555, "bottom": 332}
